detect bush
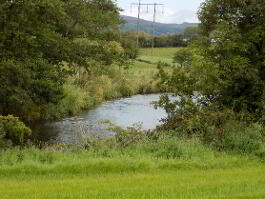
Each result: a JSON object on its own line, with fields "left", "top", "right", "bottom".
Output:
{"left": 115, "top": 77, "right": 133, "bottom": 97}
{"left": 110, "top": 124, "right": 148, "bottom": 148}
{"left": 217, "top": 123, "right": 265, "bottom": 155}
{"left": 160, "top": 106, "right": 265, "bottom": 155}
{"left": 0, "top": 115, "right": 31, "bottom": 145}
{"left": 0, "top": 59, "right": 64, "bottom": 121}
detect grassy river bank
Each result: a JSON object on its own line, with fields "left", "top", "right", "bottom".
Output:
{"left": 41, "top": 48, "right": 175, "bottom": 120}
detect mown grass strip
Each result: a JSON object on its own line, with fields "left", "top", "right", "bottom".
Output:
{"left": 1, "top": 166, "right": 265, "bottom": 199}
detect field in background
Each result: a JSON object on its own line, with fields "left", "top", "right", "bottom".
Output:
{"left": 139, "top": 47, "right": 178, "bottom": 64}
{"left": 126, "top": 48, "right": 178, "bottom": 89}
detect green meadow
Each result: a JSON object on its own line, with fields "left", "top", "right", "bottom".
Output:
{"left": 126, "top": 47, "right": 177, "bottom": 92}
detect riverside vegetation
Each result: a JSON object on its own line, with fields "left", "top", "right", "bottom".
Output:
{"left": 1, "top": 0, "right": 265, "bottom": 198}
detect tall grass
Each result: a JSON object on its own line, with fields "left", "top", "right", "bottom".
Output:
{"left": 0, "top": 136, "right": 260, "bottom": 177}
{"left": 1, "top": 137, "right": 264, "bottom": 199}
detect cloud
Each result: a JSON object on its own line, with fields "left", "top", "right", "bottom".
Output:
{"left": 121, "top": 6, "right": 199, "bottom": 24}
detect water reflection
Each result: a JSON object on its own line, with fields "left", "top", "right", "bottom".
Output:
{"left": 32, "top": 94, "right": 173, "bottom": 144}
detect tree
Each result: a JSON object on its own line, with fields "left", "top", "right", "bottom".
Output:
{"left": 183, "top": 27, "right": 200, "bottom": 42}
{"left": 158, "top": 0, "right": 265, "bottom": 122}
{"left": 173, "top": 48, "right": 193, "bottom": 67}
{"left": 197, "top": 0, "right": 265, "bottom": 116}
{"left": 0, "top": 0, "right": 124, "bottom": 120}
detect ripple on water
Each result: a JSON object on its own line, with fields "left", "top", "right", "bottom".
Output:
{"left": 31, "top": 94, "right": 177, "bottom": 144}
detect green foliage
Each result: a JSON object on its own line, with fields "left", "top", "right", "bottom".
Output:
{"left": 115, "top": 76, "right": 134, "bottom": 97}
{"left": 0, "top": 0, "right": 126, "bottom": 120}
{"left": 220, "top": 123, "right": 265, "bottom": 155}
{"left": 145, "top": 137, "right": 215, "bottom": 160}
{"left": 173, "top": 48, "right": 193, "bottom": 67}
{"left": 156, "top": 0, "right": 265, "bottom": 152}
{"left": 196, "top": 0, "right": 265, "bottom": 116}
{"left": 110, "top": 124, "right": 148, "bottom": 148}
{"left": 154, "top": 34, "right": 187, "bottom": 48}
{"left": 0, "top": 59, "right": 64, "bottom": 120}
{"left": 158, "top": 102, "right": 265, "bottom": 155}
{"left": 158, "top": 0, "right": 265, "bottom": 120}
{"left": 0, "top": 115, "right": 31, "bottom": 145}
{"left": 120, "top": 31, "right": 139, "bottom": 59}
{"left": 183, "top": 26, "right": 200, "bottom": 43}
{"left": 121, "top": 29, "right": 190, "bottom": 49}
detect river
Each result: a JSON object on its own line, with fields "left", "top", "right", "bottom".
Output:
{"left": 31, "top": 94, "right": 171, "bottom": 144}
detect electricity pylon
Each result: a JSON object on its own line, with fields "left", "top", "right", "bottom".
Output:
{"left": 131, "top": 1, "right": 164, "bottom": 49}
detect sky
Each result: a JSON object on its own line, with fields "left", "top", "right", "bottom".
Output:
{"left": 116, "top": 0, "right": 205, "bottom": 24}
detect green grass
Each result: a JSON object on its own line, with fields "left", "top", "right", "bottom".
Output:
{"left": 140, "top": 47, "right": 179, "bottom": 59}
{"left": 0, "top": 146, "right": 265, "bottom": 199}
{"left": 138, "top": 47, "right": 180, "bottom": 64}
{"left": 1, "top": 136, "right": 265, "bottom": 199}
{"left": 123, "top": 47, "right": 179, "bottom": 93}
{"left": 2, "top": 167, "right": 265, "bottom": 199}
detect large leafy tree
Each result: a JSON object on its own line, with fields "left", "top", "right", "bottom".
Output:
{"left": 159, "top": 0, "right": 265, "bottom": 121}
{"left": 0, "top": 0, "right": 123, "bottom": 120}
{"left": 197, "top": 0, "right": 265, "bottom": 116}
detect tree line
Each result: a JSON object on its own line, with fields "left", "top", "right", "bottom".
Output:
{"left": 122, "top": 26, "right": 199, "bottom": 48}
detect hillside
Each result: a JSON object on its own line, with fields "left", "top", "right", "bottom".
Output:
{"left": 121, "top": 15, "right": 198, "bottom": 35}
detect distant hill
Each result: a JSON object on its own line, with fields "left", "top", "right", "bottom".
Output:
{"left": 121, "top": 15, "right": 198, "bottom": 35}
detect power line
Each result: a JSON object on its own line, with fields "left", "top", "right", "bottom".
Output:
{"left": 131, "top": 1, "right": 164, "bottom": 49}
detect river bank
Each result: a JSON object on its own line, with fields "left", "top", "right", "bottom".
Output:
{"left": 40, "top": 48, "right": 177, "bottom": 121}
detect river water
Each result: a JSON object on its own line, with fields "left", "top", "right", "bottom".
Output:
{"left": 31, "top": 94, "right": 171, "bottom": 144}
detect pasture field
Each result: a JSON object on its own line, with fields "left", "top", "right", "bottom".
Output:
{"left": 126, "top": 47, "right": 178, "bottom": 91}
{"left": 139, "top": 47, "right": 178, "bottom": 64}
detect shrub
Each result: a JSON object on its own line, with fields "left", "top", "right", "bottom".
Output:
{"left": 160, "top": 106, "right": 265, "bottom": 155}
{"left": 110, "top": 124, "right": 148, "bottom": 148}
{"left": 0, "top": 115, "right": 31, "bottom": 145}
{"left": 115, "top": 77, "right": 133, "bottom": 97}
{"left": 217, "top": 123, "right": 265, "bottom": 155}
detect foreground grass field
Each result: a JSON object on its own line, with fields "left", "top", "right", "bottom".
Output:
{"left": 2, "top": 166, "right": 265, "bottom": 199}
{"left": 1, "top": 137, "right": 265, "bottom": 199}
